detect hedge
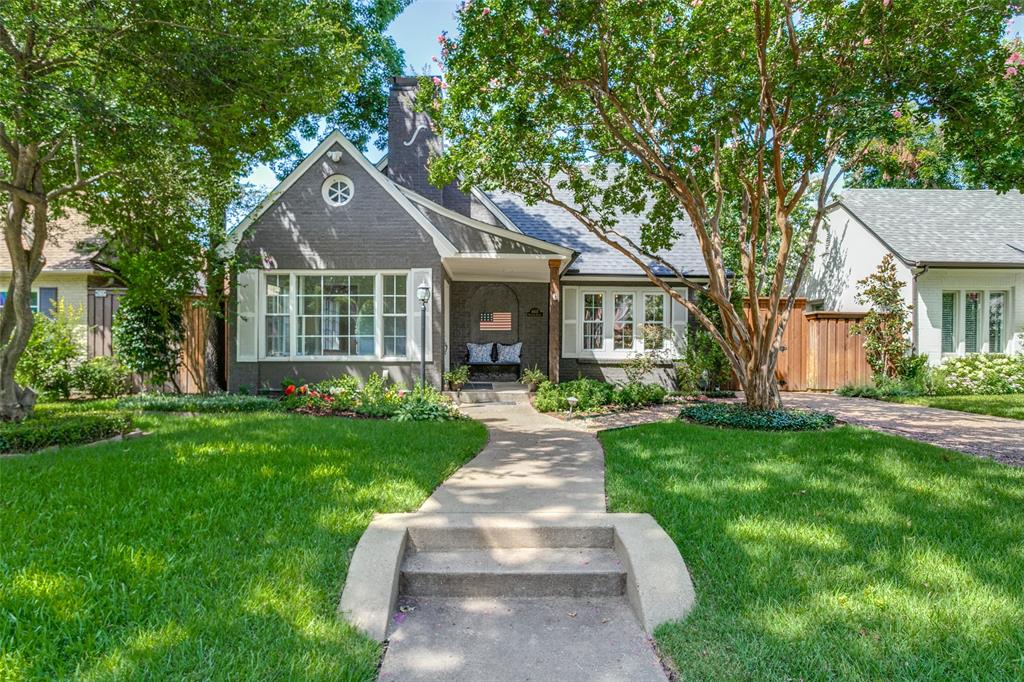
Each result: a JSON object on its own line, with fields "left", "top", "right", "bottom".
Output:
{"left": 117, "top": 394, "right": 283, "bottom": 413}
{"left": 680, "top": 402, "right": 835, "bottom": 431}
{"left": 0, "top": 411, "right": 135, "bottom": 454}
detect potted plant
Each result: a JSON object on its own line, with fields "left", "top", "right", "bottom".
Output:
{"left": 519, "top": 365, "right": 546, "bottom": 392}
{"left": 443, "top": 365, "right": 470, "bottom": 392}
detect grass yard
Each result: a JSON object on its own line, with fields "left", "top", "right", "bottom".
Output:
{"left": 0, "top": 411, "right": 486, "bottom": 680}
{"left": 887, "top": 394, "right": 1024, "bottom": 420}
{"left": 601, "top": 422, "right": 1024, "bottom": 680}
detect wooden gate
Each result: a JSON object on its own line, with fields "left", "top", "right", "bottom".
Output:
{"left": 804, "top": 311, "right": 872, "bottom": 391}
{"left": 86, "top": 288, "right": 207, "bottom": 393}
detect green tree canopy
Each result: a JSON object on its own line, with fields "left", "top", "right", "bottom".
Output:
{"left": 426, "top": 0, "right": 1019, "bottom": 409}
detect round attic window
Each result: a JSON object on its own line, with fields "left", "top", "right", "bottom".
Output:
{"left": 322, "top": 174, "right": 354, "bottom": 206}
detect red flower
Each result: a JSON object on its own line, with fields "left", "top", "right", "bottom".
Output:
{"left": 284, "top": 385, "right": 296, "bottom": 396}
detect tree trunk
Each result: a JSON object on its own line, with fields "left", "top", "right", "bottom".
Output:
{"left": 742, "top": 359, "right": 781, "bottom": 410}
{"left": 203, "top": 192, "right": 229, "bottom": 393}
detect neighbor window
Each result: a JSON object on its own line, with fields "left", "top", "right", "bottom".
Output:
{"left": 265, "top": 275, "right": 290, "bottom": 356}
{"left": 582, "top": 293, "right": 604, "bottom": 350}
{"left": 941, "top": 292, "right": 957, "bottom": 354}
{"left": 989, "top": 291, "right": 1006, "bottom": 352}
{"left": 382, "top": 274, "right": 408, "bottom": 357}
{"left": 0, "top": 291, "right": 39, "bottom": 313}
{"left": 613, "top": 293, "right": 635, "bottom": 350}
{"left": 297, "top": 274, "right": 375, "bottom": 356}
{"left": 964, "top": 291, "right": 980, "bottom": 353}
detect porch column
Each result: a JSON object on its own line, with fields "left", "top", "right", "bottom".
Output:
{"left": 548, "top": 259, "right": 561, "bottom": 383}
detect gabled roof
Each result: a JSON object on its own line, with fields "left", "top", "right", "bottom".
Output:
{"left": 834, "top": 189, "right": 1024, "bottom": 267}
{"left": 225, "top": 130, "right": 458, "bottom": 257}
{"left": 0, "top": 209, "right": 104, "bottom": 273}
{"left": 482, "top": 186, "right": 709, "bottom": 277}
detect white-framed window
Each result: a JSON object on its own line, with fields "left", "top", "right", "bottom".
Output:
{"left": 613, "top": 293, "right": 635, "bottom": 350}
{"left": 265, "top": 275, "right": 290, "bottom": 357}
{"left": 942, "top": 288, "right": 1011, "bottom": 355}
{"left": 321, "top": 174, "right": 354, "bottom": 207}
{"left": 572, "top": 287, "right": 680, "bottom": 359}
{"left": 0, "top": 291, "right": 39, "bottom": 313}
{"left": 582, "top": 293, "right": 604, "bottom": 350}
{"left": 382, "top": 274, "right": 408, "bottom": 357}
{"left": 259, "top": 270, "right": 418, "bottom": 361}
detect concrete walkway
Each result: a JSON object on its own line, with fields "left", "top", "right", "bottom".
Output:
{"left": 376, "top": 402, "right": 671, "bottom": 682}
{"left": 783, "top": 393, "right": 1024, "bottom": 466}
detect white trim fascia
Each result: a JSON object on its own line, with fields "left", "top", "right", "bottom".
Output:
{"left": 224, "top": 130, "right": 458, "bottom": 258}
{"left": 398, "top": 185, "right": 574, "bottom": 257}
{"left": 0, "top": 268, "right": 98, "bottom": 276}
{"left": 374, "top": 154, "right": 388, "bottom": 171}
{"left": 561, "top": 274, "right": 705, "bottom": 283}
{"left": 470, "top": 187, "right": 523, "bottom": 233}
{"left": 448, "top": 252, "right": 569, "bottom": 261}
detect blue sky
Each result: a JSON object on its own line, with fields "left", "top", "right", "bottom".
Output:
{"left": 244, "top": 4, "right": 1024, "bottom": 194}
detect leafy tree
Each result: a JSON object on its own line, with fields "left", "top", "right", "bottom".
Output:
{"left": 113, "top": 296, "right": 186, "bottom": 390}
{"left": 1, "top": 0, "right": 404, "bottom": 418}
{"left": 851, "top": 255, "right": 913, "bottom": 380}
{"left": 426, "top": 0, "right": 1018, "bottom": 409}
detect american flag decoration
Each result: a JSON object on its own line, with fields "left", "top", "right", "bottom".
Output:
{"left": 480, "top": 311, "right": 512, "bottom": 331}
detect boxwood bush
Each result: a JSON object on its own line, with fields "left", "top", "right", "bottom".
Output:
{"left": 680, "top": 402, "right": 835, "bottom": 431}
{"left": 0, "top": 411, "right": 135, "bottom": 454}
{"left": 534, "top": 378, "right": 665, "bottom": 412}
{"left": 117, "top": 394, "right": 283, "bottom": 413}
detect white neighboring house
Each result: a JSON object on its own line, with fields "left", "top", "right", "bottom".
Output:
{"left": 804, "top": 189, "right": 1024, "bottom": 364}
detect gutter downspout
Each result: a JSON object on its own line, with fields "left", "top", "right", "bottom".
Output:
{"left": 911, "top": 264, "right": 928, "bottom": 353}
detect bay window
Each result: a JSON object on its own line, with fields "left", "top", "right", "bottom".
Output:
{"left": 573, "top": 287, "right": 680, "bottom": 359}
{"left": 613, "top": 294, "right": 634, "bottom": 350}
{"left": 583, "top": 293, "right": 604, "bottom": 350}
{"left": 261, "top": 271, "right": 412, "bottom": 360}
{"left": 643, "top": 293, "right": 667, "bottom": 347}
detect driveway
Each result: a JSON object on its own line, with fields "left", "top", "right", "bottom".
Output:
{"left": 783, "top": 393, "right": 1024, "bottom": 466}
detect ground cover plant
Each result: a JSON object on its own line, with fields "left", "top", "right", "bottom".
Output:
{"left": 0, "top": 411, "right": 487, "bottom": 679}
{"left": 680, "top": 402, "right": 834, "bottom": 431}
{"left": 601, "top": 421, "right": 1024, "bottom": 680}
{"left": 117, "top": 393, "right": 283, "bottom": 413}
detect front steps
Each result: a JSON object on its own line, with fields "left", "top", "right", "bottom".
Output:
{"left": 338, "top": 512, "right": 695, "bottom": 642}
{"left": 444, "top": 381, "right": 531, "bottom": 405}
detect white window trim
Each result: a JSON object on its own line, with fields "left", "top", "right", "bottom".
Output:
{"left": 941, "top": 287, "right": 1012, "bottom": 357}
{"left": 574, "top": 287, "right": 676, "bottom": 360}
{"left": 321, "top": 174, "right": 354, "bottom": 207}
{"left": 257, "top": 269, "right": 412, "bottom": 362}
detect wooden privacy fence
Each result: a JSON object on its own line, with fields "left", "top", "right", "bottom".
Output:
{"left": 86, "top": 288, "right": 207, "bottom": 394}
{"left": 743, "top": 299, "right": 870, "bottom": 392}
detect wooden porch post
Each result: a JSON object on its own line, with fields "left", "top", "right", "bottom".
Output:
{"left": 548, "top": 259, "right": 561, "bottom": 383}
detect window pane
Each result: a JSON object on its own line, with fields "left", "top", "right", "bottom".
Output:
{"left": 644, "top": 294, "right": 665, "bottom": 323}
{"left": 941, "top": 292, "right": 956, "bottom": 353}
{"left": 614, "top": 294, "right": 634, "bottom": 350}
{"left": 964, "top": 291, "right": 980, "bottom": 353}
{"left": 266, "top": 316, "right": 289, "bottom": 356}
{"left": 583, "top": 293, "right": 604, "bottom": 350}
{"left": 301, "top": 276, "right": 321, "bottom": 295}
{"left": 989, "top": 292, "right": 1005, "bottom": 352}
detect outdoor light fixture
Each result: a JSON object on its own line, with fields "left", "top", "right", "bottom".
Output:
{"left": 327, "top": 150, "right": 344, "bottom": 163}
{"left": 566, "top": 396, "right": 579, "bottom": 419}
{"left": 417, "top": 283, "right": 431, "bottom": 386}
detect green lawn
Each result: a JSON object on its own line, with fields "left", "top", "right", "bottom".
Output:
{"left": 887, "top": 394, "right": 1024, "bottom": 420}
{"left": 0, "top": 411, "right": 486, "bottom": 680}
{"left": 601, "top": 422, "right": 1024, "bottom": 680}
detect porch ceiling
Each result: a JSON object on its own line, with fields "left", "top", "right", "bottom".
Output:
{"left": 443, "top": 254, "right": 566, "bottom": 282}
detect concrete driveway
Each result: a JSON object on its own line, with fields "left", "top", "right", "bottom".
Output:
{"left": 782, "top": 393, "right": 1024, "bottom": 466}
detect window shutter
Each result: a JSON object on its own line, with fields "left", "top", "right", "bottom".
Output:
{"left": 39, "top": 287, "right": 58, "bottom": 317}
{"left": 236, "top": 269, "right": 259, "bottom": 362}
{"left": 670, "top": 289, "right": 689, "bottom": 354}
{"left": 941, "top": 292, "right": 956, "bottom": 353}
{"left": 562, "top": 286, "right": 578, "bottom": 357}
{"left": 408, "top": 268, "right": 432, "bottom": 361}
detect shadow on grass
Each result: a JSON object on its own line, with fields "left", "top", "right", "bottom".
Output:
{"left": 0, "top": 412, "right": 486, "bottom": 680}
{"left": 601, "top": 422, "right": 1024, "bottom": 680}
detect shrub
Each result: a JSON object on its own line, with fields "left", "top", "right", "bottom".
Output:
{"left": 702, "top": 389, "right": 737, "bottom": 398}
{"left": 353, "top": 373, "right": 402, "bottom": 417}
{"left": 113, "top": 296, "right": 184, "bottom": 387}
{"left": 680, "top": 402, "right": 835, "bottom": 431}
{"left": 118, "top": 393, "right": 283, "bottom": 413}
{"left": 835, "top": 383, "right": 882, "bottom": 399}
{"left": 0, "top": 411, "right": 134, "bottom": 453}
{"left": 16, "top": 300, "right": 83, "bottom": 400}
{"left": 444, "top": 365, "right": 471, "bottom": 390}
{"left": 612, "top": 382, "right": 667, "bottom": 408}
{"left": 393, "top": 385, "right": 462, "bottom": 422}
{"left": 850, "top": 254, "right": 913, "bottom": 379}
{"left": 72, "top": 357, "right": 131, "bottom": 398}
{"left": 674, "top": 361, "right": 701, "bottom": 396}
{"left": 931, "top": 354, "right": 1024, "bottom": 395}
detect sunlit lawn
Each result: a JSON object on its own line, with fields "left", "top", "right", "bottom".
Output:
{"left": 0, "top": 411, "right": 486, "bottom": 680}
{"left": 602, "top": 422, "right": 1024, "bottom": 680}
{"left": 887, "top": 394, "right": 1024, "bottom": 420}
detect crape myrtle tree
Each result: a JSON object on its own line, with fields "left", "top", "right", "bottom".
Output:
{"left": 425, "top": 0, "right": 1020, "bottom": 409}
{"left": 0, "top": 0, "right": 401, "bottom": 418}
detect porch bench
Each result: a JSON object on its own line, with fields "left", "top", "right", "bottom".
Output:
{"left": 464, "top": 342, "right": 522, "bottom": 380}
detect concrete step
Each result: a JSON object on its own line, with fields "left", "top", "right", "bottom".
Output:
{"left": 400, "top": 548, "right": 626, "bottom": 598}
{"left": 446, "top": 390, "right": 531, "bottom": 405}
{"left": 406, "top": 524, "right": 614, "bottom": 551}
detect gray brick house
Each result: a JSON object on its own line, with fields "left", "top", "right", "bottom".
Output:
{"left": 226, "top": 77, "right": 707, "bottom": 391}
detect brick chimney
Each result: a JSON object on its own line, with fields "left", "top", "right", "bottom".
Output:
{"left": 387, "top": 76, "right": 444, "bottom": 204}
